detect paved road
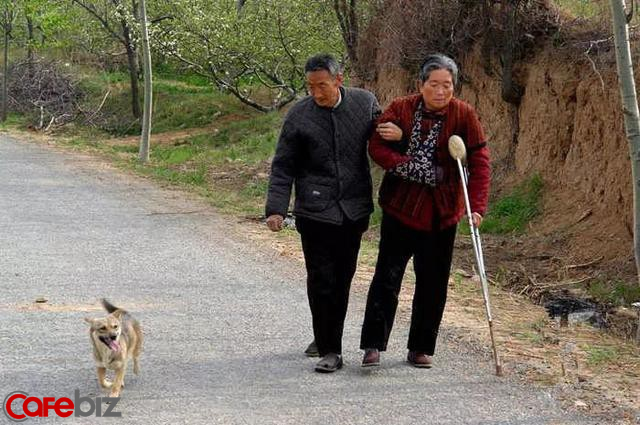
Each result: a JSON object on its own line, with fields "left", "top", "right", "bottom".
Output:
{"left": 0, "top": 135, "right": 603, "bottom": 424}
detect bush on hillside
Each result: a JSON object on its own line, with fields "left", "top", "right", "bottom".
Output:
{"left": 8, "top": 59, "right": 84, "bottom": 130}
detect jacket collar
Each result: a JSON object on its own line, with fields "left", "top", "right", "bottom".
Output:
{"left": 411, "top": 93, "right": 453, "bottom": 119}
{"left": 333, "top": 87, "right": 344, "bottom": 109}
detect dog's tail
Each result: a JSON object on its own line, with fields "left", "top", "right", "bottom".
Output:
{"left": 101, "top": 298, "right": 125, "bottom": 314}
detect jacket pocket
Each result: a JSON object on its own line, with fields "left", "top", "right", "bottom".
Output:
{"left": 298, "top": 182, "right": 334, "bottom": 212}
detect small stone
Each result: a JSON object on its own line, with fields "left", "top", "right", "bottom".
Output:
{"left": 35, "top": 297, "right": 48, "bottom": 304}
{"left": 574, "top": 400, "right": 588, "bottom": 408}
{"left": 454, "top": 268, "right": 473, "bottom": 278}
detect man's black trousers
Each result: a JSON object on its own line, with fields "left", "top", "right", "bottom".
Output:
{"left": 296, "top": 216, "right": 369, "bottom": 356}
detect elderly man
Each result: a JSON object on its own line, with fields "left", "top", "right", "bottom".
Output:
{"left": 265, "top": 53, "right": 381, "bottom": 373}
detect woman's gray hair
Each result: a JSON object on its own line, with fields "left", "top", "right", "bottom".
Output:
{"left": 419, "top": 54, "right": 459, "bottom": 86}
{"left": 304, "top": 54, "right": 342, "bottom": 78}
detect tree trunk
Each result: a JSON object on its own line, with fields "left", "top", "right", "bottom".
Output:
{"left": 480, "top": 0, "right": 494, "bottom": 75}
{"left": 26, "top": 15, "right": 34, "bottom": 64}
{"left": 138, "top": 0, "right": 152, "bottom": 163}
{"left": 610, "top": 0, "right": 640, "bottom": 284}
{"left": 122, "top": 23, "right": 141, "bottom": 119}
{"left": 333, "top": 0, "right": 359, "bottom": 80}
{"left": 1, "top": 8, "right": 9, "bottom": 123}
{"left": 500, "top": 0, "right": 523, "bottom": 105}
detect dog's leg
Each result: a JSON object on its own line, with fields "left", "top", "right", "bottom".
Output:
{"left": 133, "top": 356, "right": 140, "bottom": 375}
{"left": 109, "top": 362, "right": 127, "bottom": 398}
{"left": 132, "top": 339, "right": 142, "bottom": 375}
{"left": 132, "top": 323, "right": 143, "bottom": 375}
{"left": 97, "top": 367, "right": 112, "bottom": 389}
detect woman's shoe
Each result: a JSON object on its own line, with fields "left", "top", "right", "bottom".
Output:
{"left": 407, "top": 351, "right": 433, "bottom": 368}
{"left": 361, "top": 348, "right": 380, "bottom": 367}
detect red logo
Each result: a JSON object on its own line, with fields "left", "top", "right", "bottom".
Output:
{"left": 3, "top": 390, "right": 121, "bottom": 421}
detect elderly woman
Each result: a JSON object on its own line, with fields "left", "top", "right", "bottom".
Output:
{"left": 360, "top": 54, "right": 490, "bottom": 368}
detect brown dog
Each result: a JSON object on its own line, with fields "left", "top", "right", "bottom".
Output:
{"left": 84, "top": 299, "right": 142, "bottom": 397}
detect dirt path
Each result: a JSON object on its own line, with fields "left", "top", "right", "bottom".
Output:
{"left": 103, "top": 113, "right": 250, "bottom": 147}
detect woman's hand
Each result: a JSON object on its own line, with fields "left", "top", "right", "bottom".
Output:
{"left": 376, "top": 122, "right": 403, "bottom": 141}
{"left": 471, "top": 212, "right": 483, "bottom": 228}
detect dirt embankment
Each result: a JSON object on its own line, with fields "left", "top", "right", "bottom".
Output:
{"left": 362, "top": 12, "right": 639, "bottom": 288}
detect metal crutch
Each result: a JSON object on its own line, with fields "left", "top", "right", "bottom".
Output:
{"left": 448, "top": 135, "right": 503, "bottom": 377}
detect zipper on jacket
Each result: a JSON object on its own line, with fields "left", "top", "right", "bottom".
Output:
{"left": 330, "top": 111, "right": 343, "bottom": 200}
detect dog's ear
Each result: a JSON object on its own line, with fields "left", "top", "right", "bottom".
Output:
{"left": 111, "top": 309, "right": 125, "bottom": 320}
{"left": 84, "top": 317, "right": 95, "bottom": 326}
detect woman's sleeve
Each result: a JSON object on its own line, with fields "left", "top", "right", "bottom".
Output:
{"left": 368, "top": 99, "right": 411, "bottom": 170}
{"left": 464, "top": 106, "right": 490, "bottom": 216}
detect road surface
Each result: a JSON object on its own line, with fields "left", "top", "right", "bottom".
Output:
{"left": 0, "top": 135, "right": 602, "bottom": 424}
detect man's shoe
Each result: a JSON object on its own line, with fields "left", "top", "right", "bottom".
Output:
{"left": 407, "top": 351, "right": 433, "bottom": 368}
{"left": 314, "top": 353, "right": 343, "bottom": 373}
{"left": 361, "top": 349, "right": 380, "bottom": 368}
{"left": 304, "top": 340, "right": 319, "bottom": 357}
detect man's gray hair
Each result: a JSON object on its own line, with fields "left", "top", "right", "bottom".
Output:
{"left": 304, "top": 54, "right": 342, "bottom": 78}
{"left": 419, "top": 54, "right": 459, "bottom": 86}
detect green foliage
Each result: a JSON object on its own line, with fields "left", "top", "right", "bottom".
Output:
{"left": 553, "top": 0, "right": 600, "bottom": 18}
{"left": 98, "top": 72, "right": 130, "bottom": 84}
{"left": 147, "top": 164, "right": 208, "bottom": 186}
{"left": 2, "top": 0, "right": 96, "bottom": 56}
{"left": 154, "top": 71, "right": 214, "bottom": 88}
{"left": 587, "top": 279, "right": 640, "bottom": 306}
{"left": 75, "top": 71, "right": 242, "bottom": 136}
{"left": 451, "top": 271, "right": 463, "bottom": 287}
{"left": 201, "top": 113, "right": 280, "bottom": 164}
{"left": 112, "top": 144, "right": 138, "bottom": 154}
{"left": 136, "top": 110, "right": 279, "bottom": 215}
{"left": 0, "top": 113, "right": 28, "bottom": 128}
{"left": 369, "top": 204, "right": 383, "bottom": 229}
{"left": 242, "top": 179, "right": 269, "bottom": 198}
{"left": 151, "top": 89, "right": 226, "bottom": 134}
{"left": 584, "top": 345, "right": 618, "bottom": 367}
{"left": 368, "top": 167, "right": 385, "bottom": 229}
{"left": 155, "top": 0, "right": 344, "bottom": 111}
{"left": 516, "top": 331, "right": 543, "bottom": 345}
{"left": 152, "top": 145, "right": 198, "bottom": 164}
{"left": 69, "top": 74, "right": 282, "bottom": 214}
{"left": 480, "top": 175, "right": 544, "bottom": 234}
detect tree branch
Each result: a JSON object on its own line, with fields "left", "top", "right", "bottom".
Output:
{"left": 70, "top": 0, "right": 124, "bottom": 43}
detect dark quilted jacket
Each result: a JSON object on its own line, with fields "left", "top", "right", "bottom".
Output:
{"left": 266, "top": 87, "right": 380, "bottom": 225}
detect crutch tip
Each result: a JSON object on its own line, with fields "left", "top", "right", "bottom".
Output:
{"left": 495, "top": 364, "right": 504, "bottom": 376}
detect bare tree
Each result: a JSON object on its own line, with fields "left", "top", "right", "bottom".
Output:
{"left": 332, "top": 0, "right": 359, "bottom": 69}
{"left": 163, "top": 0, "right": 337, "bottom": 113}
{"left": 1, "top": 2, "right": 14, "bottom": 122}
{"left": 610, "top": 0, "right": 640, "bottom": 284}
{"left": 70, "top": 0, "right": 141, "bottom": 119}
{"left": 25, "top": 14, "right": 34, "bottom": 64}
{"left": 498, "top": 0, "right": 524, "bottom": 105}
{"left": 238, "top": 0, "right": 364, "bottom": 77}
{"left": 138, "top": 0, "right": 151, "bottom": 163}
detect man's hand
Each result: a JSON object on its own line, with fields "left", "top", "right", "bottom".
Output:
{"left": 471, "top": 212, "right": 483, "bottom": 228}
{"left": 376, "top": 122, "right": 403, "bottom": 141}
{"left": 266, "top": 214, "right": 285, "bottom": 232}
